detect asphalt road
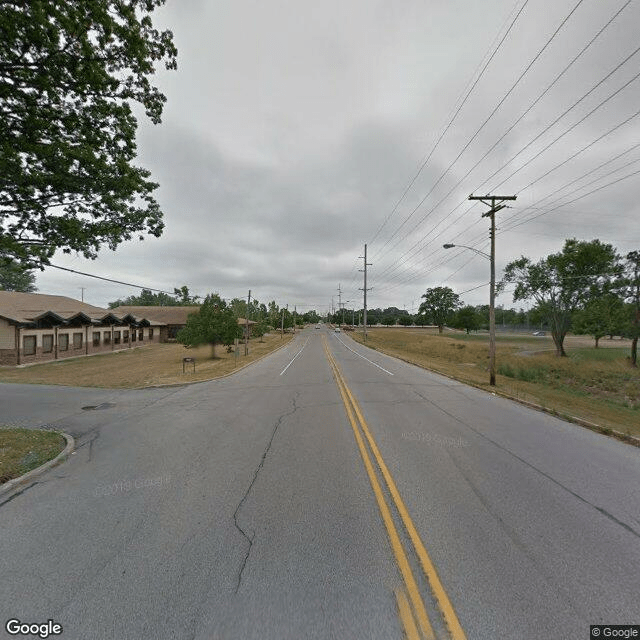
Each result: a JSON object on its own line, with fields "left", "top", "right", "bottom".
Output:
{"left": 0, "top": 326, "right": 638, "bottom": 639}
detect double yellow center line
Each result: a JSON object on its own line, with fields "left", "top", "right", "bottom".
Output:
{"left": 323, "top": 336, "right": 466, "bottom": 640}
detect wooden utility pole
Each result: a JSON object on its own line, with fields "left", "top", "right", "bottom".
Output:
{"left": 468, "top": 194, "right": 516, "bottom": 386}
{"left": 359, "top": 244, "right": 372, "bottom": 342}
{"left": 245, "top": 289, "right": 251, "bottom": 356}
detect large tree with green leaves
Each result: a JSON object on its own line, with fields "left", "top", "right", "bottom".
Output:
{"left": 177, "top": 294, "right": 241, "bottom": 358}
{"left": 108, "top": 286, "right": 197, "bottom": 308}
{"left": 418, "top": 286, "right": 460, "bottom": 334}
{"left": 572, "top": 293, "right": 626, "bottom": 347}
{"left": 453, "top": 305, "right": 481, "bottom": 334}
{"left": 623, "top": 250, "right": 640, "bottom": 366}
{"left": 0, "top": 256, "right": 37, "bottom": 291}
{"left": 500, "top": 239, "right": 621, "bottom": 356}
{"left": 0, "top": 1, "right": 177, "bottom": 267}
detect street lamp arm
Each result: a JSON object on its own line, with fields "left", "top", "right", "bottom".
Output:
{"left": 443, "top": 243, "right": 490, "bottom": 260}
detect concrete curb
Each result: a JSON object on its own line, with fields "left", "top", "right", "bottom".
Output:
{"left": 134, "top": 335, "right": 296, "bottom": 390}
{"left": 0, "top": 430, "right": 75, "bottom": 498}
{"left": 347, "top": 334, "right": 640, "bottom": 448}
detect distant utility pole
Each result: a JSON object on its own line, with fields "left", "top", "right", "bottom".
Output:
{"left": 293, "top": 305, "right": 296, "bottom": 334}
{"left": 79, "top": 287, "right": 85, "bottom": 302}
{"left": 337, "top": 284, "right": 342, "bottom": 326}
{"left": 281, "top": 306, "right": 284, "bottom": 338}
{"left": 245, "top": 289, "right": 251, "bottom": 356}
{"left": 468, "top": 194, "right": 516, "bottom": 386}
{"left": 359, "top": 244, "right": 372, "bottom": 342}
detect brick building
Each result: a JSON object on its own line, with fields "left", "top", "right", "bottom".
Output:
{"left": 0, "top": 292, "right": 162, "bottom": 366}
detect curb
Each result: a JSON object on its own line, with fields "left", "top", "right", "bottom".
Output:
{"left": 135, "top": 334, "right": 296, "bottom": 390}
{"left": 347, "top": 334, "right": 640, "bottom": 448}
{"left": 0, "top": 430, "right": 75, "bottom": 498}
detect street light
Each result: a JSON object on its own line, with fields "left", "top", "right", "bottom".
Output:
{"left": 443, "top": 242, "right": 497, "bottom": 386}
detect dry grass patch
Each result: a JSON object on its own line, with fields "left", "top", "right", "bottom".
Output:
{"left": 0, "top": 428, "right": 66, "bottom": 484}
{"left": 352, "top": 329, "right": 640, "bottom": 438}
{"left": 0, "top": 332, "right": 294, "bottom": 389}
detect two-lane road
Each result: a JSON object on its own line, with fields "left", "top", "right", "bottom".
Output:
{"left": 1, "top": 326, "right": 638, "bottom": 639}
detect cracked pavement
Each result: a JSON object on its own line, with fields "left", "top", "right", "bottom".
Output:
{"left": 1, "top": 327, "right": 639, "bottom": 639}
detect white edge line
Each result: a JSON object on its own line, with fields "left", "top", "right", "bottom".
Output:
{"left": 333, "top": 334, "right": 394, "bottom": 375}
{"left": 279, "top": 337, "right": 310, "bottom": 375}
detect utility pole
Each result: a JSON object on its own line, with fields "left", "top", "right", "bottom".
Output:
{"left": 359, "top": 244, "right": 372, "bottom": 342}
{"left": 337, "top": 284, "right": 342, "bottom": 326}
{"left": 293, "top": 305, "right": 296, "bottom": 334}
{"left": 79, "top": 287, "right": 85, "bottom": 302}
{"left": 468, "top": 194, "right": 516, "bottom": 386}
{"left": 245, "top": 289, "right": 251, "bottom": 356}
{"left": 281, "top": 306, "right": 284, "bottom": 338}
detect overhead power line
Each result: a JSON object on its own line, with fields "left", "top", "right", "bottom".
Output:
{"left": 367, "top": 0, "right": 530, "bottom": 249}
{"left": 370, "top": 0, "right": 587, "bottom": 264}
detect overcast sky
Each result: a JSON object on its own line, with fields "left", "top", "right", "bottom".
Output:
{"left": 37, "top": 0, "right": 640, "bottom": 314}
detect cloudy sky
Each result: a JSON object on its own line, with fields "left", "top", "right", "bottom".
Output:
{"left": 37, "top": 0, "right": 640, "bottom": 314}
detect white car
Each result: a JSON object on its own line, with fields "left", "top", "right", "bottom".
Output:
{"left": 334, "top": 328, "right": 341, "bottom": 333}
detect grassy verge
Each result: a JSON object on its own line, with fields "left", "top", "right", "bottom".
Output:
{"left": 0, "top": 428, "right": 66, "bottom": 484}
{"left": 0, "top": 332, "right": 294, "bottom": 389}
{"left": 351, "top": 329, "right": 640, "bottom": 439}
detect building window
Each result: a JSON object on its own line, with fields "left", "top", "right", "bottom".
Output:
{"left": 123, "top": 330, "right": 129, "bottom": 343}
{"left": 42, "top": 334, "right": 54, "bottom": 353}
{"left": 59, "top": 334, "right": 69, "bottom": 351}
{"left": 103, "top": 331, "right": 111, "bottom": 344}
{"left": 23, "top": 335, "right": 36, "bottom": 356}
{"left": 138, "top": 329, "right": 143, "bottom": 341}
{"left": 131, "top": 330, "right": 136, "bottom": 342}
{"left": 93, "top": 332, "right": 100, "bottom": 346}
{"left": 73, "top": 332, "right": 83, "bottom": 349}
{"left": 114, "top": 331, "right": 121, "bottom": 345}
{"left": 148, "top": 328, "right": 154, "bottom": 339}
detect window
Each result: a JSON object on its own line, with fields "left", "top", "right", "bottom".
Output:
{"left": 93, "top": 332, "right": 100, "bottom": 346}
{"left": 138, "top": 329, "right": 143, "bottom": 341}
{"left": 123, "top": 330, "right": 129, "bottom": 343}
{"left": 23, "top": 335, "right": 36, "bottom": 356}
{"left": 114, "top": 331, "right": 121, "bottom": 345}
{"left": 43, "top": 334, "right": 53, "bottom": 353}
{"left": 103, "top": 331, "right": 111, "bottom": 344}
{"left": 73, "top": 332, "right": 83, "bottom": 349}
{"left": 131, "top": 330, "right": 136, "bottom": 342}
{"left": 59, "top": 334, "right": 69, "bottom": 351}
{"left": 148, "top": 328, "right": 154, "bottom": 339}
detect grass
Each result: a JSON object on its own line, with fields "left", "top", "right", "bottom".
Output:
{"left": 0, "top": 332, "right": 294, "bottom": 389}
{"left": 351, "top": 328, "right": 640, "bottom": 439}
{"left": 0, "top": 428, "right": 66, "bottom": 484}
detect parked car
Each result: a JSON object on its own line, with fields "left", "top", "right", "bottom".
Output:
{"left": 334, "top": 328, "right": 341, "bottom": 333}
{"left": 532, "top": 331, "right": 546, "bottom": 336}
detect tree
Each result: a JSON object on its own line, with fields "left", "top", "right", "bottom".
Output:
{"left": 176, "top": 294, "right": 241, "bottom": 358}
{"left": 622, "top": 250, "right": 640, "bottom": 366}
{"left": 500, "top": 239, "right": 621, "bottom": 356}
{"left": 418, "top": 286, "right": 460, "bottom": 334}
{"left": 0, "top": 1, "right": 177, "bottom": 267}
{"left": 0, "top": 256, "right": 37, "bottom": 291}
{"left": 453, "top": 305, "right": 481, "bottom": 334}
{"left": 108, "top": 286, "right": 198, "bottom": 308}
{"left": 572, "top": 294, "right": 625, "bottom": 347}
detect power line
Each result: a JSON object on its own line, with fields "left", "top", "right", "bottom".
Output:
{"left": 371, "top": 0, "right": 587, "bottom": 264}
{"left": 367, "top": 0, "right": 530, "bottom": 249}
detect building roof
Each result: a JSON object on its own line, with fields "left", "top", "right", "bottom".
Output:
{"left": 111, "top": 305, "right": 201, "bottom": 325}
{"left": 0, "top": 291, "right": 162, "bottom": 326}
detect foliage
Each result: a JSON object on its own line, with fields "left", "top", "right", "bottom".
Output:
{"left": 0, "top": 256, "right": 37, "bottom": 291}
{"left": 176, "top": 294, "right": 241, "bottom": 356}
{"left": 622, "top": 250, "right": 640, "bottom": 366}
{"left": 500, "top": 239, "right": 621, "bottom": 356}
{"left": 572, "top": 294, "right": 626, "bottom": 347}
{"left": 109, "top": 286, "right": 198, "bottom": 308}
{"left": 0, "top": 1, "right": 177, "bottom": 267}
{"left": 453, "top": 305, "right": 481, "bottom": 334}
{"left": 418, "top": 286, "right": 460, "bottom": 334}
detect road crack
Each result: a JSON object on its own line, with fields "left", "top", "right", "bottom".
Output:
{"left": 232, "top": 393, "right": 299, "bottom": 593}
